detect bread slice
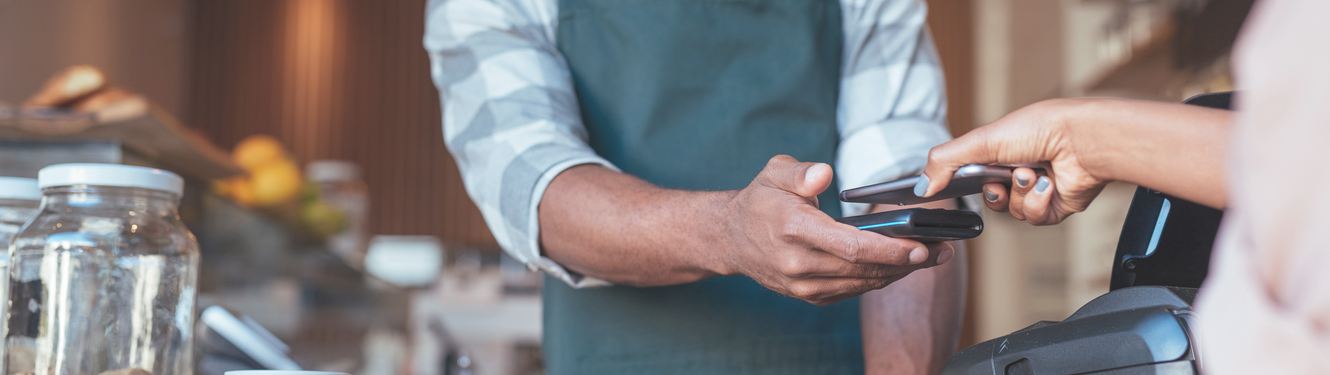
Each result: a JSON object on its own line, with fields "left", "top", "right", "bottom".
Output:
{"left": 70, "top": 87, "right": 148, "bottom": 123}
{"left": 24, "top": 65, "right": 108, "bottom": 107}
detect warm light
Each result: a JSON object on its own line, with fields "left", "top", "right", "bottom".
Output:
{"left": 283, "top": 0, "right": 345, "bottom": 157}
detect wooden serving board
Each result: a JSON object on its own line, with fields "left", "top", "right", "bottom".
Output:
{"left": 0, "top": 105, "right": 242, "bottom": 180}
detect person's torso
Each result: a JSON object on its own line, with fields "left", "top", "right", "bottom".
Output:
{"left": 1195, "top": 1, "right": 1330, "bottom": 373}
{"left": 543, "top": 0, "right": 862, "bottom": 373}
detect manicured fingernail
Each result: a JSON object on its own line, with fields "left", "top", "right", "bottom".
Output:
{"left": 909, "top": 247, "right": 928, "bottom": 264}
{"left": 1016, "top": 176, "right": 1030, "bottom": 188}
{"left": 936, "top": 248, "right": 955, "bottom": 265}
{"left": 1035, "top": 176, "right": 1051, "bottom": 193}
{"left": 805, "top": 164, "right": 827, "bottom": 182}
{"left": 913, "top": 175, "right": 930, "bottom": 197}
{"left": 984, "top": 190, "right": 999, "bottom": 202}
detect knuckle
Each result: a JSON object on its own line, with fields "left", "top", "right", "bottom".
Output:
{"left": 848, "top": 262, "right": 882, "bottom": 277}
{"left": 877, "top": 244, "right": 909, "bottom": 265}
{"left": 778, "top": 257, "right": 812, "bottom": 278}
{"left": 789, "top": 282, "right": 822, "bottom": 301}
{"left": 758, "top": 155, "right": 792, "bottom": 183}
{"left": 1027, "top": 215, "right": 1046, "bottom": 226}
{"left": 862, "top": 278, "right": 889, "bottom": 291}
{"left": 779, "top": 219, "right": 804, "bottom": 243}
{"left": 926, "top": 148, "right": 944, "bottom": 165}
{"left": 756, "top": 168, "right": 777, "bottom": 185}
{"left": 874, "top": 264, "right": 907, "bottom": 278}
{"left": 835, "top": 235, "right": 866, "bottom": 263}
{"left": 1009, "top": 204, "right": 1026, "bottom": 220}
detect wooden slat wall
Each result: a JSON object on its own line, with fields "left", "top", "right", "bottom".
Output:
{"left": 925, "top": 0, "right": 979, "bottom": 348}
{"left": 927, "top": 0, "right": 976, "bottom": 137}
{"left": 187, "top": 0, "right": 499, "bottom": 248}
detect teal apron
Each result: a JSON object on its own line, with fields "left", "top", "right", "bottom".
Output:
{"left": 546, "top": 0, "right": 859, "bottom": 373}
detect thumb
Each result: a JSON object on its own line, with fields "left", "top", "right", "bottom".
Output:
{"left": 917, "top": 132, "right": 998, "bottom": 197}
{"left": 757, "top": 155, "right": 833, "bottom": 199}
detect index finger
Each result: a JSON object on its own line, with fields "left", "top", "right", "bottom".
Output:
{"left": 792, "top": 208, "right": 934, "bottom": 266}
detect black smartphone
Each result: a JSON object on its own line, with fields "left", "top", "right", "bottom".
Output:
{"left": 839, "top": 164, "right": 1043, "bottom": 206}
{"left": 836, "top": 208, "right": 983, "bottom": 242}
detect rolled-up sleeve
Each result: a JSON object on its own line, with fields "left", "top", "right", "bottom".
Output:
{"left": 835, "top": 0, "right": 954, "bottom": 217}
{"left": 424, "top": 0, "right": 613, "bottom": 287}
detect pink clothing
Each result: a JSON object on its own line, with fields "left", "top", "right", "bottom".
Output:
{"left": 1194, "top": 0, "right": 1330, "bottom": 373}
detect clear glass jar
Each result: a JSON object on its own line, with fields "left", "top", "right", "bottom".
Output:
{"left": 0, "top": 177, "right": 42, "bottom": 247}
{"left": 5, "top": 164, "right": 198, "bottom": 375}
{"left": 306, "top": 160, "right": 369, "bottom": 264}
{"left": 0, "top": 177, "right": 42, "bottom": 367}
{"left": 0, "top": 197, "right": 40, "bottom": 246}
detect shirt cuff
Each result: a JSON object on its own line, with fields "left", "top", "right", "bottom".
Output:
{"left": 836, "top": 119, "right": 953, "bottom": 217}
{"left": 520, "top": 157, "right": 619, "bottom": 288}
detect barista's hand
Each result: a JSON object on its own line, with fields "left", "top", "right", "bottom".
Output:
{"left": 719, "top": 155, "right": 953, "bottom": 306}
{"left": 915, "top": 98, "right": 1110, "bottom": 225}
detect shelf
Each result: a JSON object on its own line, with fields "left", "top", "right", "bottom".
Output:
{"left": 1081, "top": 18, "right": 1179, "bottom": 97}
{"left": 0, "top": 105, "right": 241, "bottom": 180}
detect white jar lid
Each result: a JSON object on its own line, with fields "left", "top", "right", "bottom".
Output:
{"left": 0, "top": 177, "right": 40, "bottom": 200}
{"left": 38, "top": 163, "right": 184, "bottom": 196}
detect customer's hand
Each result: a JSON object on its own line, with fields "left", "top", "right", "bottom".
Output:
{"left": 915, "top": 98, "right": 1112, "bottom": 225}
{"left": 720, "top": 155, "right": 953, "bottom": 305}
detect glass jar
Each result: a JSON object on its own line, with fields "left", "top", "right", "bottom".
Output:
{"left": 306, "top": 160, "right": 369, "bottom": 264}
{"left": 5, "top": 164, "right": 198, "bottom": 375}
{"left": 0, "top": 177, "right": 42, "bottom": 364}
{"left": 0, "top": 178, "right": 41, "bottom": 246}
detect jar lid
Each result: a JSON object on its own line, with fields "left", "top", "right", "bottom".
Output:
{"left": 0, "top": 177, "right": 40, "bottom": 200}
{"left": 38, "top": 163, "right": 184, "bottom": 195}
{"left": 305, "top": 160, "right": 360, "bottom": 182}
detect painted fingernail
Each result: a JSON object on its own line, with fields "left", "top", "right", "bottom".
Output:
{"left": 984, "top": 190, "right": 999, "bottom": 202}
{"left": 909, "top": 247, "right": 928, "bottom": 264}
{"left": 1016, "top": 176, "right": 1030, "bottom": 188}
{"left": 805, "top": 164, "right": 827, "bottom": 182}
{"left": 913, "top": 175, "right": 930, "bottom": 197}
{"left": 936, "top": 248, "right": 955, "bottom": 265}
{"left": 1035, "top": 176, "right": 1051, "bottom": 193}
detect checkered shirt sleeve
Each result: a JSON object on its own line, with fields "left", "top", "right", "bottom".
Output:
{"left": 425, "top": 0, "right": 615, "bottom": 287}
{"left": 836, "top": 0, "right": 953, "bottom": 216}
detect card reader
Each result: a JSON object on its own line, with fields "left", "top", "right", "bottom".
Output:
{"left": 836, "top": 208, "right": 983, "bottom": 242}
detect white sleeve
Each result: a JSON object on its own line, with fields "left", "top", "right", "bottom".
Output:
{"left": 835, "top": 0, "right": 954, "bottom": 217}
{"left": 424, "top": 0, "right": 613, "bottom": 287}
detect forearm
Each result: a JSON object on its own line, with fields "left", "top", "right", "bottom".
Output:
{"left": 538, "top": 164, "right": 732, "bottom": 286}
{"left": 1067, "top": 98, "right": 1231, "bottom": 208}
{"left": 862, "top": 200, "right": 965, "bottom": 374}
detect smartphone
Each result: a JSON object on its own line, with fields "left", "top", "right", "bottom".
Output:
{"left": 836, "top": 208, "right": 983, "bottom": 242}
{"left": 839, "top": 164, "right": 1039, "bottom": 206}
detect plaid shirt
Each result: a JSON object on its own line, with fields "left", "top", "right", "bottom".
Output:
{"left": 424, "top": 0, "right": 952, "bottom": 287}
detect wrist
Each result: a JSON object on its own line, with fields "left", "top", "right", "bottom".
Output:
{"left": 655, "top": 189, "right": 741, "bottom": 278}
{"left": 1057, "top": 98, "right": 1121, "bottom": 182}
{"left": 702, "top": 190, "right": 744, "bottom": 277}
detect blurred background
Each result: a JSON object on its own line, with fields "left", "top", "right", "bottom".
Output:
{"left": 0, "top": 0, "right": 1252, "bottom": 374}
